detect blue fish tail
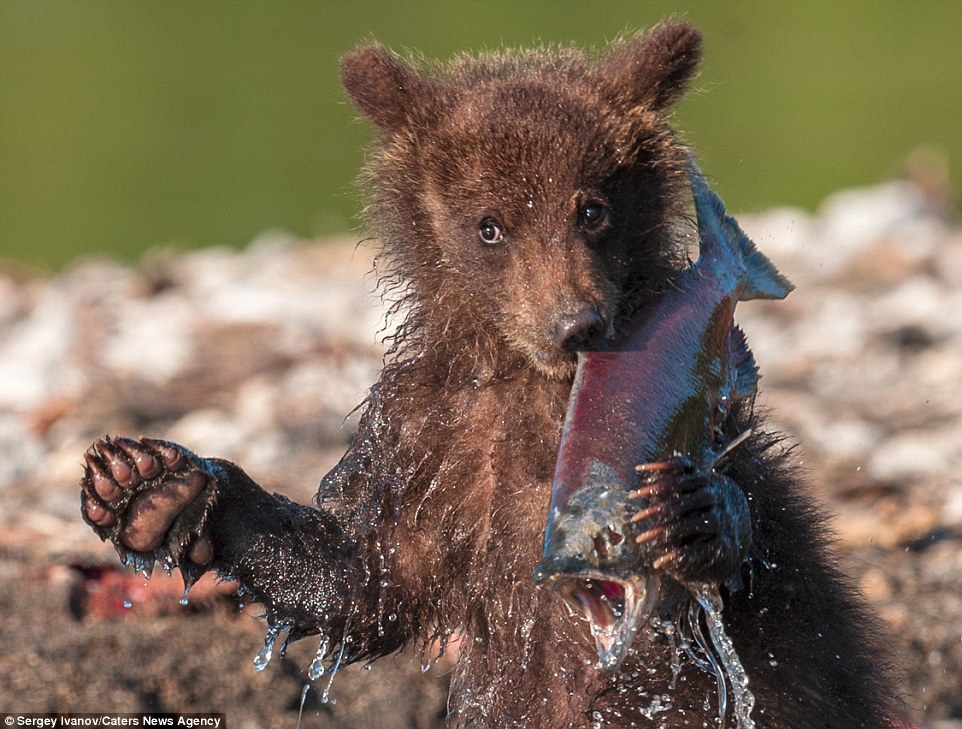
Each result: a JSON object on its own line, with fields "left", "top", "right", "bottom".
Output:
{"left": 726, "top": 325, "right": 760, "bottom": 401}
{"left": 688, "top": 160, "right": 794, "bottom": 302}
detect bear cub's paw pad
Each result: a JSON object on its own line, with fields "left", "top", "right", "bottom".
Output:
{"left": 81, "top": 436, "right": 216, "bottom": 572}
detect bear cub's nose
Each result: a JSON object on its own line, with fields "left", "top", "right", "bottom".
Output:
{"left": 555, "top": 308, "right": 608, "bottom": 352}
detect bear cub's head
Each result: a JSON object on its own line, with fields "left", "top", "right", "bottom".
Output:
{"left": 341, "top": 21, "right": 702, "bottom": 380}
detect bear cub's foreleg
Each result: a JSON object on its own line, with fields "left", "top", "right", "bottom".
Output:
{"left": 80, "top": 436, "right": 376, "bottom": 649}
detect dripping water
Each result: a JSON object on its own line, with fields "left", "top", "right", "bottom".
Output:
{"left": 123, "top": 552, "right": 154, "bottom": 579}
{"left": 690, "top": 583, "right": 756, "bottom": 729}
{"left": 254, "top": 623, "right": 290, "bottom": 672}
{"left": 321, "top": 637, "right": 347, "bottom": 705}
{"left": 315, "top": 614, "right": 353, "bottom": 705}
{"left": 687, "top": 598, "right": 727, "bottom": 724}
{"left": 663, "top": 620, "right": 683, "bottom": 691}
{"left": 308, "top": 636, "right": 330, "bottom": 681}
{"left": 679, "top": 612, "right": 713, "bottom": 675}
{"left": 376, "top": 540, "right": 387, "bottom": 637}
{"left": 295, "top": 683, "right": 311, "bottom": 729}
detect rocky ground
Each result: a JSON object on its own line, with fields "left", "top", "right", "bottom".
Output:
{"left": 0, "top": 176, "right": 960, "bottom": 727}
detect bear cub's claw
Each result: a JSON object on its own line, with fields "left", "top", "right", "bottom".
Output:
{"left": 80, "top": 436, "right": 218, "bottom": 579}
{"left": 630, "top": 458, "right": 752, "bottom": 587}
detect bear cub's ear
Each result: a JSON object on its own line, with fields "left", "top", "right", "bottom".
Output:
{"left": 601, "top": 20, "right": 703, "bottom": 111}
{"left": 340, "top": 44, "right": 435, "bottom": 133}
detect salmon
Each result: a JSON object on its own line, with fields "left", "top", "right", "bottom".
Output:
{"left": 533, "top": 162, "right": 793, "bottom": 670}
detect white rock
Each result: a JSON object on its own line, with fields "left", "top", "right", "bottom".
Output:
{"left": 100, "top": 293, "right": 197, "bottom": 383}
{"left": 165, "top": 408, "right": 256, "bottom": 461}
{"left": 818, "top": 181, "right": 934, "bottom": 266}
{"left": 869, "top": 276, "right": 951, "bottom": 337}
{"left": 0, "top": 413, "right": 45, "bottom": 490}
{"left": 868, "top": 428, "right": 958, "bottom": 483}
{"left": 0, "top": 286, "right": 83, "bottom": 411}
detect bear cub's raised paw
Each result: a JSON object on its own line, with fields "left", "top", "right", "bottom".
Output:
{"left": 81, "top": 436, "right": 218, "bottom": 578}
{"left": 630, "top": 458, "right": 751, "bottom": 586}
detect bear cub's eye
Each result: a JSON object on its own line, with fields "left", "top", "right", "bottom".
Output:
{"left": 579, "top": 202, "right": 607, "bottom": 228}
{"left": 479, "top": 218, "right": 505, "bottom": 245}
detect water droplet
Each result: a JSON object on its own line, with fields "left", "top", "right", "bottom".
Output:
{"left": 254, "top": 623, "right": 290, "bottom": 672}
{"left": 179, "top": 586, "right": 190, "bottom": 606}
{"left": 253, "top": 642, "right": 273, "bottom": 671}
{"left": 123, "top": 599, "right": 132, "bottom": 609}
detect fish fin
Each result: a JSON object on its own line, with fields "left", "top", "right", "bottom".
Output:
{"left": 688, "top": 159, "right": 794, "bottom": 302}
{"left": 727, "top": 325, "right": 760, "bottom": 401}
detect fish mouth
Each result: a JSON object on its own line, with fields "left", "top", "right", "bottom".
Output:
{"left": 554, "top": 574, "right": 658, "bottom": 672}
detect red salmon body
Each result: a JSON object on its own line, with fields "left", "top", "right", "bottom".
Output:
{"left": 533, "top": 163, "right": 792, "bottom": 669}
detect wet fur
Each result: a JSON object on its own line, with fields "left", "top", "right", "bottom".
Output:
{"left": 84, "top": 21, "right": 898, "bottom": 728}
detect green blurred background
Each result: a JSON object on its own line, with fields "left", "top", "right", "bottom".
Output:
{"left": 2, "top": 0, "right": 960, "bottom": 271}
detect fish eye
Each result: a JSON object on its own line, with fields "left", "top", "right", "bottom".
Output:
{"left": 479, "top": 218, "right": 504, "bottom": 245}
{"left": 580, "top": 202, "right": 607, "bottom": 228}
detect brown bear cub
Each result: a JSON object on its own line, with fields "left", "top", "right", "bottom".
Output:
{"left": 81, "top": 21, "right": 898, "bottom": 728}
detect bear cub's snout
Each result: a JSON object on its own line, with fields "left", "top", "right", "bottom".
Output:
{"left": 554, "top": 306, "right": 608, "bottom": 352}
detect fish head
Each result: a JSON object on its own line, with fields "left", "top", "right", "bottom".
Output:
{"left": 534, "top": 480, "right": 660, "bottom": 671}
{"left": 535, "top": 567, "right": 660, "bottom": 672}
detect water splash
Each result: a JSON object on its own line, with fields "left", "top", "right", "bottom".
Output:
{"left": 638, "top": 692, "right": 672, "bottom": 721}
{"left": 690, "top": 582, "right": 756, "bottom": 729}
